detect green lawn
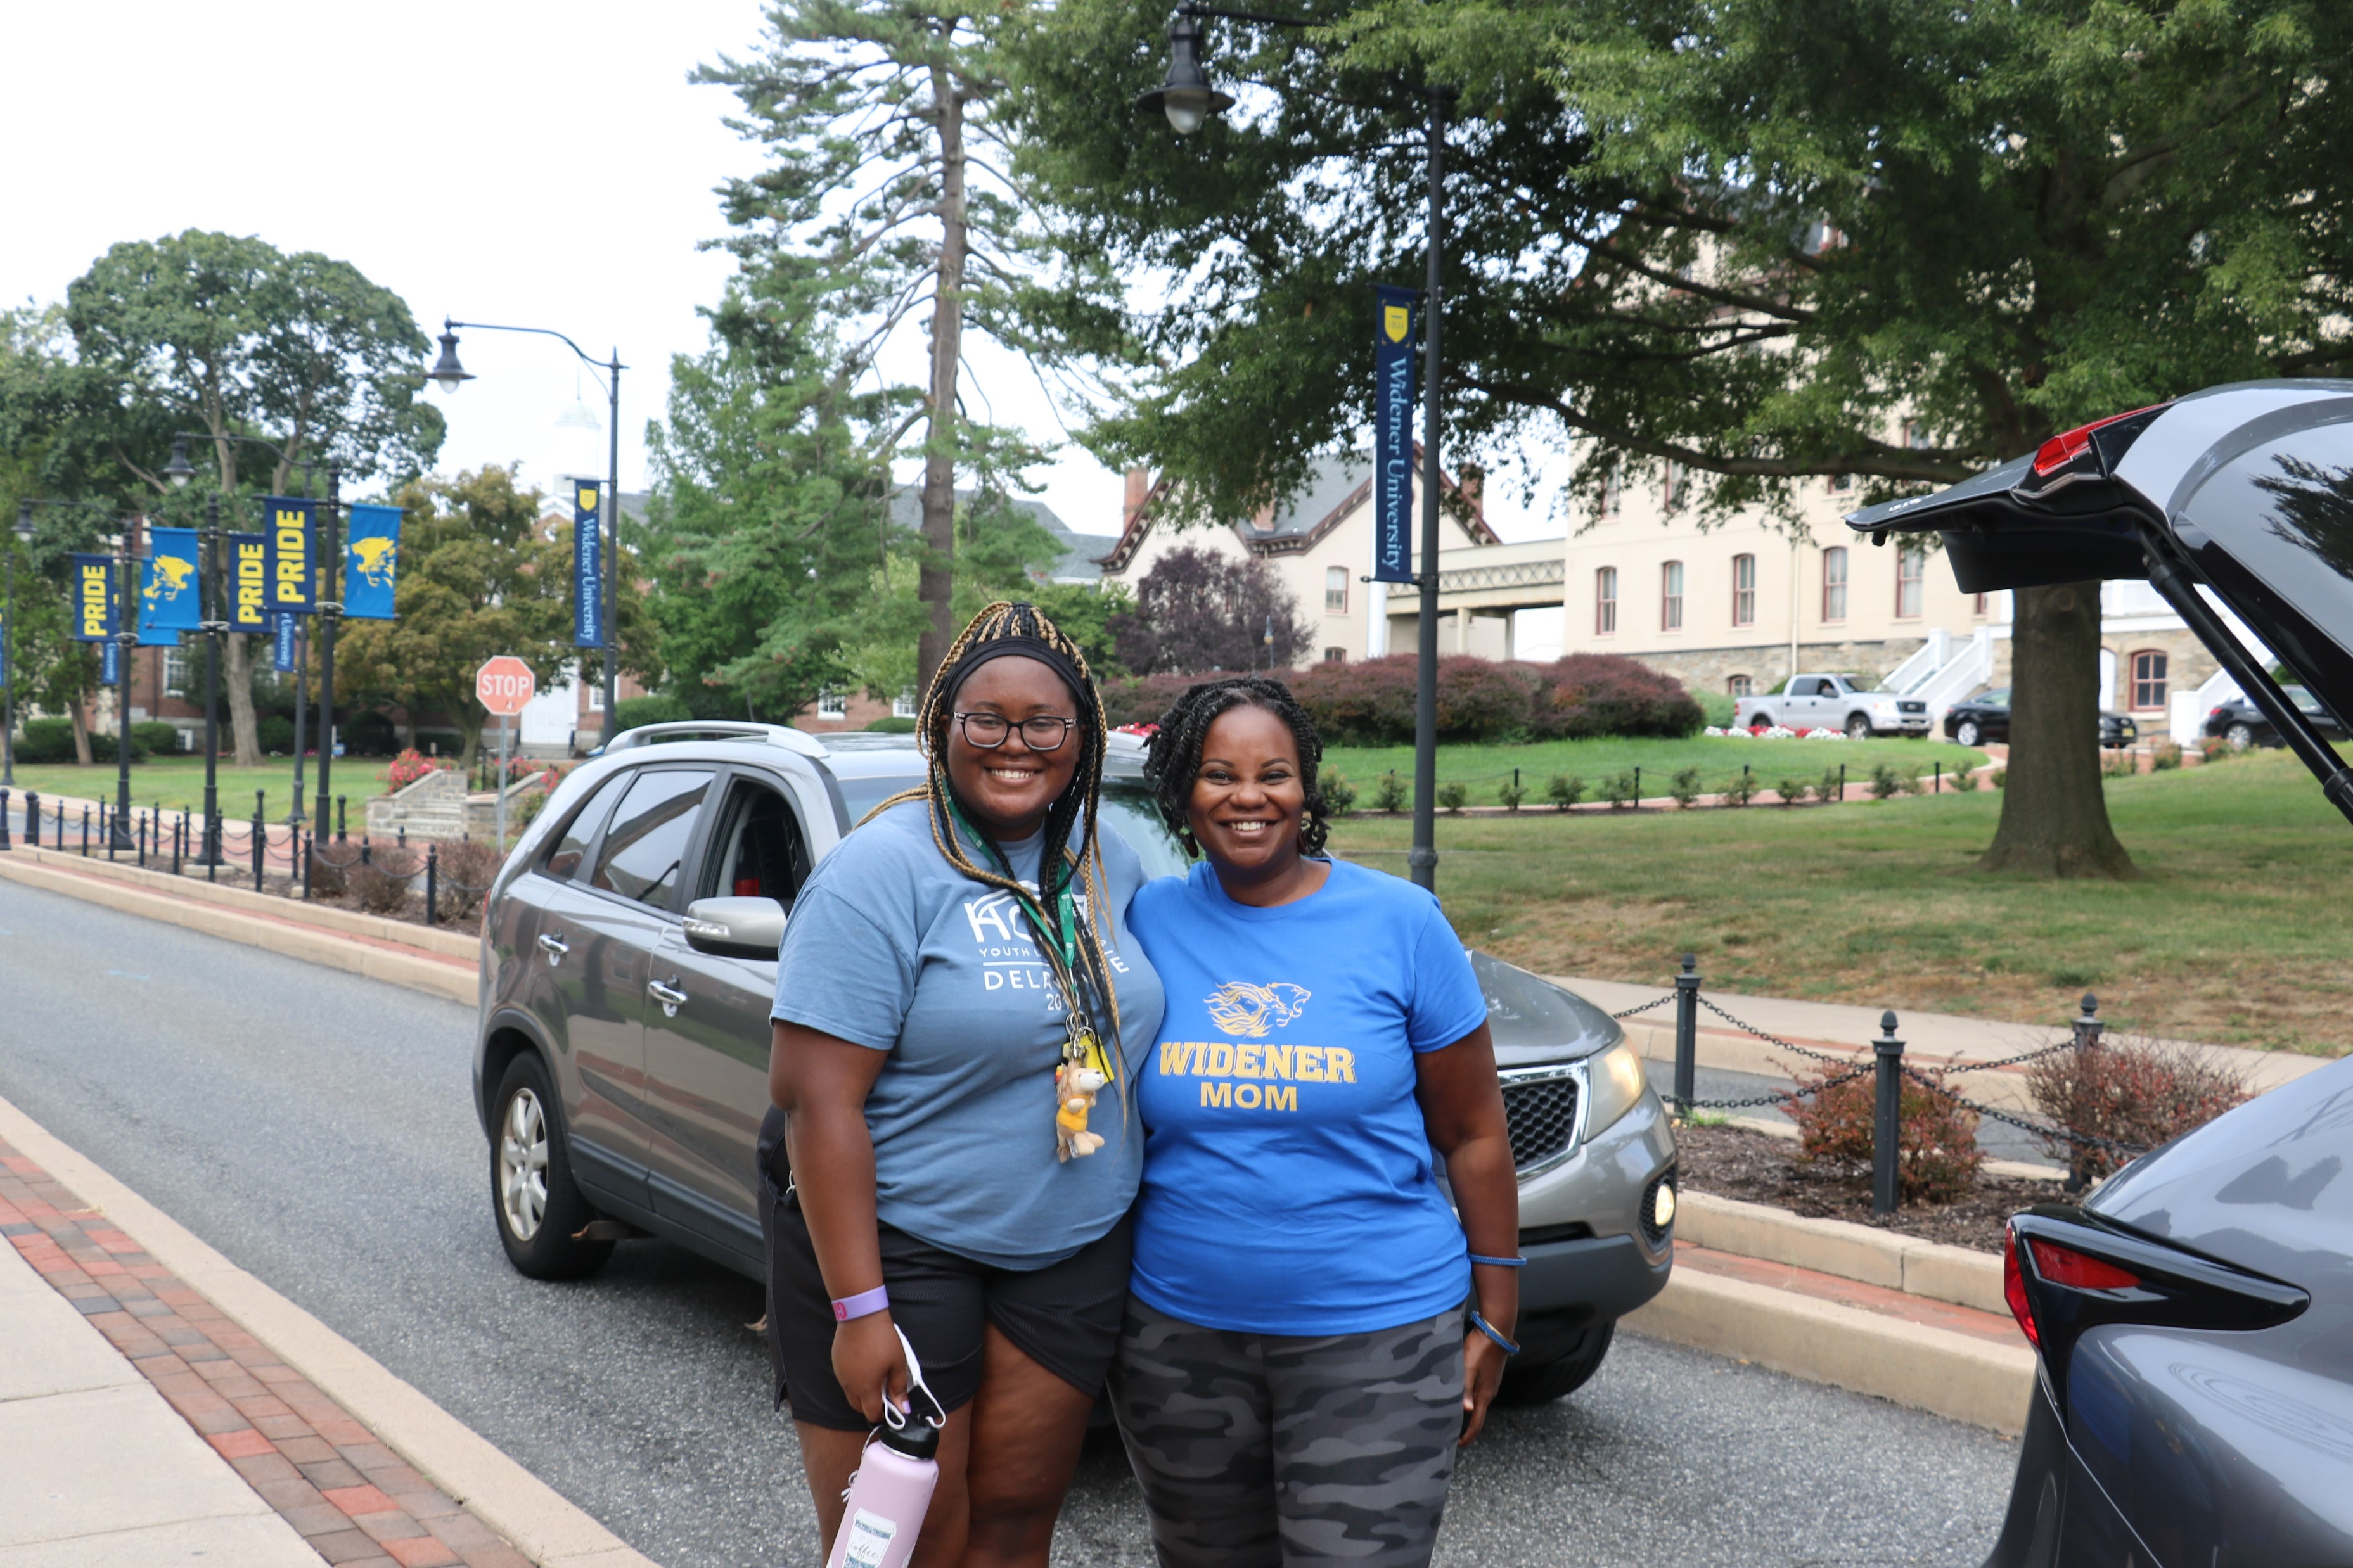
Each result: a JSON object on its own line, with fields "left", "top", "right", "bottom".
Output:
{"left": 1326, "top": 748, "right": 2353, "bottom": 1054}
{"left": 1321, "top": 734, "right": 1988, "bottom": 808}
{"left": 4, "top": 757, "right": 397, "bottom": 819}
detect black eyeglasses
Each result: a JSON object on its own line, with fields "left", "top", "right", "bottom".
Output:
{"left": 954, "top": 711, "right": 1079, "bottom": 751}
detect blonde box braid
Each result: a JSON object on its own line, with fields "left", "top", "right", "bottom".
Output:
{"left": 863, "top": 602, "right": 1128, "bottom": 1078}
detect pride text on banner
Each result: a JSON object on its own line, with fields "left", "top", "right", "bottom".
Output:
{"left": 262, "top": 497, "right": 316, "bottom": 615}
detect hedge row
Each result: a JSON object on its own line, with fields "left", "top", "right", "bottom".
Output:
{"left": 1098, "top": 653, "right": 1702, "bottom": 746}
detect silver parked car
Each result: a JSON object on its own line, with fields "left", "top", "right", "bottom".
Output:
{"left": 472, "top": 723, "right": 1677, "bottom": 1403}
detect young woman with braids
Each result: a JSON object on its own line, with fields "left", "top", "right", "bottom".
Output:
{"left": 760, "top": 602, "right": 1165, "bottom": 1567}
{"left": 1115, "top": 675, "right": 1519, "bottom": 1568}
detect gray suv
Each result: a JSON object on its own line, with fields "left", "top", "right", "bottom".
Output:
{"left": 473, "top": 722, "right": 1676, "bottom": 1403}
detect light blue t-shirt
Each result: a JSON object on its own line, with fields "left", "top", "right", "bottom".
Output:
{"left": 1127, "top": 858, "right": 1490, "bottom": 1335}
{"left": 770, "top": 801, "right": 1165, "bottom": 1269}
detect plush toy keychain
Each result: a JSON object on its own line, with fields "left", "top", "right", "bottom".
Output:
{"left": 1054, "top": 1028, "right": 1111, "bottom": 1161}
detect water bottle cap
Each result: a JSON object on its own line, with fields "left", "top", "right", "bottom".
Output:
{"left": 878, "top": 1417, "right": 940, "bottom": 1462}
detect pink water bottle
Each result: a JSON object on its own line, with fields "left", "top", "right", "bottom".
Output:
{"left": 825, "top": 1329, "right": 944, "bottom": 1568}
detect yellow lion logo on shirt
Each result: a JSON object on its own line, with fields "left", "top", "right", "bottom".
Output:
{"left": 1203, "top": 982, "right": 1312, "bottom": 1038}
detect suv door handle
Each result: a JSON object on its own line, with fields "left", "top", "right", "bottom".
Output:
{"left": 648, "top": 976, "right": 688, "bottom": 1017}
{"left": 537, "top": 932, "right": 570, "bottom": 965}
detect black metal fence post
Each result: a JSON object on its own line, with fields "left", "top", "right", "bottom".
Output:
{"left": 2065, "top": 993, "right": 2103, "bottom": 1194}
{"left": 1672, "top": 953, "right": 1700, "bottom": 1119}
{"left": 0, "top": 788, "right": 10, "bottom": 851}
{"left": 337, "top": 795, "right": 347, "bottom": 842}
{"left": 20, "top": 791, "right": 34, "bottom": 851}
{"left": 1839, "top": 762, "right": 1847, "bottom": 801}
{"left": 81, "top": 804, "right": 90, "bottom": 856}
{"left": 1634, "top": 766, "right": 1642, "bottom": 807}
{"left": 252, "top": 806, "right": 264, "bottom": 892}
{"left": 1873, "top": 1010, "right": 1906, "bottom": 1215}
{"left": 300, "top": 825, "right": 311, "bottom": 900}
{"left": 1933, "top": 761, "right": 1942, "bottom": 794}
{"left": 425, "top": 842, "right": 439, "bottom": 927}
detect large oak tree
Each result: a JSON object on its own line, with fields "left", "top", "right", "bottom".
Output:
{"left": 1009, "top": 0, "right": 2353, "bottom": 877}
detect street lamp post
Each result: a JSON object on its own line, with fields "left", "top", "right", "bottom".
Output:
{"left": 20, "top": 498, "right": 135, "bottom": 843}
{"left": 1142, "top": 12, "right": 1455, "bottom": 890}
{"left": 4, "top": 504, "right": 28, "bottom": 789}
{"left": 428, "top": 320, "right": 622, "bottom": 743}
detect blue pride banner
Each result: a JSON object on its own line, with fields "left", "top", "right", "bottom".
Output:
{"left": 343, "top": 505, "right": 401, "bottom": 620}
{"left": 1372, "top": 286, "right": 1420, "bottom": 584}
{"left": 71, "top": 554, "right": 117, "bottom": 642}
{"left": 143, "top": 528, "right": 203, "bottom": 630}
{"left": 572, "top": 480, "right": 606, "bottom": 649}
{"left": 228, "top": 532, "right": 270, "bottom": 631}
{"left": 272, "top": 612, "right": 298, "bottom": 673}
{"left": 261, "top": 497, "right": 316, "bottom": 615}
{"left": 104, "top": 641, "right": 122, "bottom": 686}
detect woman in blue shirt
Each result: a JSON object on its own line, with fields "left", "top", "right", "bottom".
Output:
{"left": 763, "top": 603, "right": 1165, "bottom": 1567}
{"left": 1117, "top": 675, "right": 1520, "bottom": 1568}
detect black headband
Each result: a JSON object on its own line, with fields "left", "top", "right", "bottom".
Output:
{"left": 939, "top": 636, "right": 1093, "bottom": 714}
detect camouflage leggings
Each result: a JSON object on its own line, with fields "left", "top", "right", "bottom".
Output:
{"left": 1109, "top": 1299, "right": 1465, "bottom": 1568}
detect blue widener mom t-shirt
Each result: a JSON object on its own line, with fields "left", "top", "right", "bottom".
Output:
{"left": 1126, "top": 858, "right": 1490, "bottom": 1335}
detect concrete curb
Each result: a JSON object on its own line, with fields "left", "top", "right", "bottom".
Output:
{"left": 1677, "top": 1190, "right": 2006, "bottom": 1316}
{"left": 4, "top": 844, "right": 480, "bottom": 961}
{"left": 1624, "top": 1264, "right": 2036, "bottom": 1435}
{"left": 0, "top": 854, "right": 477, "bottom": 1008}
{"left": 0, "top": 1088, "right": 660, "bottom": 1568}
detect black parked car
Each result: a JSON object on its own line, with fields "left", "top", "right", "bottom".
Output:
{"left": 2202, "top": 685, "right": 2350, "bottom": 749}
{"left": 1849, "top": 380, "right": 2353, "bottom": 1567}
{"left": 1941, "top": 687, "right": 2139, "bottom": 749}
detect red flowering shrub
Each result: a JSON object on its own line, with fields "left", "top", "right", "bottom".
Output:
{"left": 2025, "top": 1036, "right": 2250, "bottom": 1180}
{"left": 1783, "top": 1057, "right": 1984, "bottom": 1204}
{"left": 1526, "top": 654, "right": 1704, "bottom": 739}
{"left": 382, "top": 748, "right": 455, "bottom": 791}
{"left": 1100, "top": 671, "right": 1212, "bottom": 730}
{"left": 1286, "top": 655, "right": 1534, "bottom": 744}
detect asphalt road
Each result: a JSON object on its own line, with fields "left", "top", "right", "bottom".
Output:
{"left": 0, "top": 876, "right": 2020, "bottom": 1567}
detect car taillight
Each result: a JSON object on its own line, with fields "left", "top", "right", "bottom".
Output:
{"left": 2032, "top": 405, "right": 2170, "bottom": 477}
{"left": 2028, "top": 1237, "right": 2141, "bottom": 1292}
{"left": 2210, "top": 706, "right": 2228, "bottom": 718}
{"left": 2003, "top": 1225, "right": 2039, "bottom": 1347}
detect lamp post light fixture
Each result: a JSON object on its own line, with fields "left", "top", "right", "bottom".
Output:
{"left": 429, "top": 319, "right": 620, "bottom": 743}
{"left": 1140, "top": 8, "right": 1455, "bottom": 891}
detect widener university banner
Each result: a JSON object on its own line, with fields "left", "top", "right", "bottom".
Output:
{"left": 1372, "top": 285, "right": 1420, "bottom": 585}
{"left": 72, "top": 553, "right": 120, "bottom": 685}
{"left": 261, "top": 497, "right": 315, "bottom": 616}
{"left": 573, "top": 481, "right": 605, "bottom": 649}
{"left": 344, "top": 505, "right": 401, "bottom": 620}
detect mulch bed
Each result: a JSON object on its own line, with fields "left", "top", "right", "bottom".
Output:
{"left": 1674, "top": 1122, "right": 2075, "bottom": 1254}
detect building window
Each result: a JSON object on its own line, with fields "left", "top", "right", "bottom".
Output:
{"left": 587, "top": 683, "right": 605, "bottom": 711}
{"left": 1599, "top": 469, "right": 1622, "bottom": 518}
{"left": 2131, "top": 650, "right": 2168, "bottom": 711}
{"left": 163, "top": 647, "right": 191, "bottom": 697}
{"left": 1895, "top": 545, "right": 1925, "bottom": 619}
{"left": 1829, "top": 473, "right": 1854, "bottom": 494}
{"left": 1728, "top": 674, "right": 1753, "bottom": 698}
{"left": 1323, "top": 646, "right": 1347, "bottom": 663}
{"left": 1731, "top": 553, "right": 1756, "bottom": 627}
{"left": 1903, "top": 420, "right": 1932, "bottom": 450}
{"left": 892, "top": 688, "right": 918, "bottom": 718}
{"left": 816, "top": 687, "right": 849, "bottom": 720}
{"left": 1821, "top": 547, "right": 1849, "bottom": 622}
{"left": 1324, "top": 566, "right": 1349, "bottom": 615}
{"left": 1661, "top": 561, "right": 1684, "bottom": 630}
{"left": 1595, "top": 567, "right": 1617, "bottom": 635}
{"left": 1662, "top": 462, "right": 1686, "bottom": 512}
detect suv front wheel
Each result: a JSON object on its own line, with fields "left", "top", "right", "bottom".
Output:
{"left": 492, "top": 1055, "right": 614, "bottom": 1280}
{"left": 1495, "top": 1318, "right": 1615, "bottom": 1406}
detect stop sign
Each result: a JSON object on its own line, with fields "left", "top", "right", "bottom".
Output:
{"left": 476, "top": 656, "right": 537, "bottom": 716}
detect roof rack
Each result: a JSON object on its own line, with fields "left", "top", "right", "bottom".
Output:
{"left": 602, "top": 722, "right": 830, "bottom": 759}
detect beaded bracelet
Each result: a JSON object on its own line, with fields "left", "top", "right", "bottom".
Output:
{"left": 1468, "top": 1310, "right": 1520, "bottom": 1356}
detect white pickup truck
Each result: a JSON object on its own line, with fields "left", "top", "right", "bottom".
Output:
{"left": 1733, "top": 673, "right": 1930, "bottom": 739}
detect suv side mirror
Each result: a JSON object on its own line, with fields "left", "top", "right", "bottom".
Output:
{"left": 683, "top": 896, "right": 788, "bottom": 960}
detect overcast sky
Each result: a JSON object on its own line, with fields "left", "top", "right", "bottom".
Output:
{"left": 1, "top": 0, "right": 1568, "bottom": 594}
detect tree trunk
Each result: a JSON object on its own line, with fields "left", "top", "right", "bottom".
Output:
{"left": 1979, "top": 580, "right": 2136, "bottom": 878}
{"left": 225, "top": 634, "right": 261, "bottom": 765}
{"left": 69, "top": 698, "right": 92, "bottom": 766}
{"left": 913, "top": 60, "right": 969, "bottom": 699}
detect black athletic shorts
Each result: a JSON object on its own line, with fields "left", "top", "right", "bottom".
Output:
{"left": 758, "top": 1117, "right": 1132, "bottom": 1431}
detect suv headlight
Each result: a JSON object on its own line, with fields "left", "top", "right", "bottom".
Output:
{"left": 1583, "top": 1039, "right": 1650, "bottom": 1137}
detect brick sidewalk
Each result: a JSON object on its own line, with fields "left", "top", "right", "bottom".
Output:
{"left": 1, "top": 1136, "right": 530, "bottom": 1568}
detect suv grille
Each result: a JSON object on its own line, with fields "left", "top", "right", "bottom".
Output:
{"left": 1641, "top": 1167, "right": 1677, "bottom": 1245}
{"left": 1898, "top": 700, "right": 1927, "bottom": 713}
{"left": 1501, "top": 1075, "right": 1580, "bottom": 1172}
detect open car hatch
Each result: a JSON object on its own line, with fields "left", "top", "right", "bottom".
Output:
{"left": 1847, "top": 380, "right": 2353, "bottom": 824}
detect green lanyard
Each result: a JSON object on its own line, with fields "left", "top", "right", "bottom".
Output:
{"left": 946, "top": 799, "right": 1079, "bottom": 975}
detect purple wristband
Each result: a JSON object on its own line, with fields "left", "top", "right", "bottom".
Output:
{"left": 831, "top": 1285, "right": 889, "bottom": 1322}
